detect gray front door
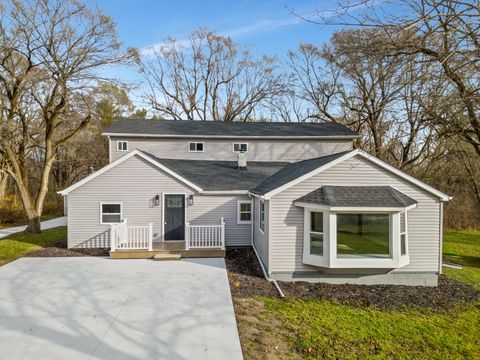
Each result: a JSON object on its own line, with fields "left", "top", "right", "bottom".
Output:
{"left": 164, "top": 194, "right": 185, "bottom": 241}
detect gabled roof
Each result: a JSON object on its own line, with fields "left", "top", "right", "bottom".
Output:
{"left": 251, "top": 151, "right": 351, "bottom": 195}
{"left": 140, "top": 151, "right": 287, "bottom": 191}
{"left": 252, "top": 149, "right": 451, "bottom": 201}
{"left": 102, "top": 119, "right": 359, "bottom": 139}
{"left": 295, "top": 186, "right": 417, "bottom": 208}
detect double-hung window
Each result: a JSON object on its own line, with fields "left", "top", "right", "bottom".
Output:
{"left": 233, "top": 143, "right": 248, "bottom": 153}
{"left": 259, "top": 200, "right": 265, "bottom": 232}
{"left": 117, "top": 141, "right": 128, "bottom": 151}
{"left": 100, "top": 203, "right": 122, "bottom": 224}
{"left": 237, "top": 201, "right": 252, "bottom": 224}
{"left": 400, "top": 212, "right": 407, "bottom": 256}
{"left": 189, "top": 142, "right": 204, "bottom": 152}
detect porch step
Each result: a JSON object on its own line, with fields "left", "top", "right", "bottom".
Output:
{"left": 153, "top": 253, "right": 182, "bottom": 261}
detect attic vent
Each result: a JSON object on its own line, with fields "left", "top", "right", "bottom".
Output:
{"left": 237, "top": 151, "right": 247, "bottom": 170}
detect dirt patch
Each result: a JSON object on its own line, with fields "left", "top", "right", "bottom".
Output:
{"left": 226, "top": 247, "right": 478, "bottom": 310}
{"left": 25, "top": 239, "right": 109, "bottom": 257}
{"left": 226, "top": 248, "right": 277, "bottom": 298}
{"left": 233, "top": 297, "right": 301, "bottom": 360}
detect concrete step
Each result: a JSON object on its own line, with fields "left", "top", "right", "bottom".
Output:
{"left": 153, "top": 253, "right": 182, "bottom": 261}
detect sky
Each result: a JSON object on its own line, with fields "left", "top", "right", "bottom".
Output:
{"left": 91, "top": 0, "right": 341, "bottom": 106}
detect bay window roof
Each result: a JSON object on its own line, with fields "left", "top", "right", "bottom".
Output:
{"left": 295, "top": 186, "right": 417, "bottom": 208}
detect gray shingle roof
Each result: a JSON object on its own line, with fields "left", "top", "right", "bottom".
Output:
{"left": 295, "top": 186, "right": 417, "bottom": 208}
{"left": 251, "top": 151, "right": 351, "bottom": 195}
{"left": 104, "top": 119, "right": 358, "bottom": 138}
{"left": 140, "top": 150, "right": 288, "bottom": 191}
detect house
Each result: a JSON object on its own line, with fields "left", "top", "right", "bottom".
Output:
{"left": 59, "top": 119, "right": 450, "bottom": 286}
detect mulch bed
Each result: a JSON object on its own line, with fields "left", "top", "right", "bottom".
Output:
{"left": 25, "top": 239, "right": 109, "bottom": 257}
{"left": 226, "top": 248, "right": 479, "bottom": 310}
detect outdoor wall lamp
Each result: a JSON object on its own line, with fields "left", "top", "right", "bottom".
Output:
{"left": 188, "top": 194, "right": 194, "bottom": 206}
{"left": 154, "top": 194, "right": 160, "bottom": 206}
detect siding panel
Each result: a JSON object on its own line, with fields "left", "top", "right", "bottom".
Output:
{"left": 110, "top": 137, "right": 352, "bottom": 162}
{"left": 68, "top": 155, "right": 252, "bottom": 248}
{"left": 269, "top": 155, "right": 441, "bottom": 274}
{"left": 253, "top": 197, "right": 269, "bottom": 268}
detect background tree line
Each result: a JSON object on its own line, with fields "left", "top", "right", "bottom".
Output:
{"left": 0, "top": 0, "right": 478, "bottom": 231}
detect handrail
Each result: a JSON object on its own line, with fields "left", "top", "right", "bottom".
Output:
{"left": 186, "top": 217, "right": 225, "bottom": 250}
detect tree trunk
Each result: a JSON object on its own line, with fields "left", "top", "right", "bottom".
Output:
{"left": 25, "top": 216, "right": 41, "bottom": 233}
{"left": 0, "top": 174, "right": 7, "bottom": 199}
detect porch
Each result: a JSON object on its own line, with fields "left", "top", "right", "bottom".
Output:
{"left": 109, "top": 218, "right": 226, "bottom": 259}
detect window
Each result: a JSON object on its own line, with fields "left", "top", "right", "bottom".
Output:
{"left": 310, "top": 212, "right": 324, "bottom": 256}
{"left": 337, "top": 213, "right": 390, "bottom": 258}
{"left": 117, "top": 141, "right": 128, "bottom": 151}
{"left": 188, "top": 142, "right": 204, "bottom": 152}
{"left": 233, "top": 143, "right": 248, "bottom": 153}
{"left": 400, "top": 212, "right": 407, "bottom": 256}
{"left": 100, "top": 203, "right": 122, "bottom": 224}
{"left": 259, "top": 200, "right": 265, "bottom": 232}
{"left": 237, "top": 201, "right": 252, "bottom": 224}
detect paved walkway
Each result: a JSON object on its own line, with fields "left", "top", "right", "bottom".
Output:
{"left": 0, "top": 216, "right": 67, "bottom": 238}
{"left": 0, "top": 257, "right": 243, "bottom": 360}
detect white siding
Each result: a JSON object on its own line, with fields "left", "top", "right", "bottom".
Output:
{"left": 268, "top": 155, "right": 441, "bottom": 274}
{"left": 67, "top": 155, "right": 252, "bottom": 248}
{"left": 253, "top": 197, "right": 269, "bottom": 268}
{"left": 110, "top": 136, "right": 352, "bottom": 163}
{"left": 188, "top": 195, "right": 252, "bottom": 246}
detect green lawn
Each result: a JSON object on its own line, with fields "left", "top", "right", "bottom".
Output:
{"left": 0, "top": 213, "right": 63, "bottom": 229}
{"left": 0, "top": 227, "right": 67, "bottom": 265}
{"left": 236, "top": 229, "right": 480, "bottom": 359}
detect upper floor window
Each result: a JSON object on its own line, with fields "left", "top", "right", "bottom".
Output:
{"left": 189, "top": 142, "right": 204, "bottom": 152}
{"left": 233, "top": 143, "right": 248, "bottom": 153}
{"left": 117, "top": 141, "right": 128, "bottom": 151}
{"left": 237, "top": 200, "right": 252, "bottom": 224}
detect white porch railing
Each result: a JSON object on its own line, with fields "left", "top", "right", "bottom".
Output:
{"left": 186, "top": 217, "right": 225, "bottom": 250}
{"left": 110, "top": 218, "right": 153, "bottom": 251}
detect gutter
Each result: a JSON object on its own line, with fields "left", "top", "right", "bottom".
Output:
{"left": 101, "top": 132, "right": 360, "bottom": 140}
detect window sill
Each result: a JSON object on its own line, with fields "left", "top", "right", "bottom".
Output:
{"left": 303, "top": 254, "right": 410, "bottom": 269}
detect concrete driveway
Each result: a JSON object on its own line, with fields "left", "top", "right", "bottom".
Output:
{"left": 0, "top": 257, "right": 243, "bottom": 360}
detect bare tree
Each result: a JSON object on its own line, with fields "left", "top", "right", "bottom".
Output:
{"left": 0, "top": 0, "right": 136, "bottom": 232}
{"left": 141, "top": 28, "right": 286, "bottom": 121}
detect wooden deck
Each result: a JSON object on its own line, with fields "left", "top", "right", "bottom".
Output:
{"left": 110, "top": 241, "right": 225, "bottom": 259}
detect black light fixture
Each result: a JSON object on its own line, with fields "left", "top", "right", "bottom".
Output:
{"left": 188, "top": 194, "right": 194, "bottom": 206}
{"left": 154, "top": 194, "right": 160, "bottom": 206}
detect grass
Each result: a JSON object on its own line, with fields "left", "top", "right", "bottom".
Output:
{"left": 235, "top": 229, "right": 480, "bottom": 359}
{"left": 0, "top": 227, "right": 67, "bottom": 265}
{"left": 443, "top": 229, "right": 480, "bottom": 290}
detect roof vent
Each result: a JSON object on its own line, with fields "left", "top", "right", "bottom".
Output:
{"left": 237, "top": 151, "right": 247, "bottom": 170}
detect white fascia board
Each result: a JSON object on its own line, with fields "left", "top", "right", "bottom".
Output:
{"left": 58, "top": 149, "right": 203, "bottom": 195}
{"left": 263, "top": 150, "right": 361, "bottom": 199}
{"left": 248, "top": 192, "right": 266, "bottom": 199}
{"left": 264, "top": 149, "right": 451, "bottom": 202}
{"left": 101, "top": 132, "right": 360, "bottom": 140}
{"left": 293, "top": 202, "right": 331, "bottom": 211}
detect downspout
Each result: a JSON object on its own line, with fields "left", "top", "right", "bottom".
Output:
{"left": 249, "top": 193, "right": 285, "bottom": 299}
{"left": 439, "top": 202, "right": 443, "bottom": 274}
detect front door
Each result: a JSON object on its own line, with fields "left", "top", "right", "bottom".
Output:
{"left": 164, "top": 194, "right": 185, "bottom": 241}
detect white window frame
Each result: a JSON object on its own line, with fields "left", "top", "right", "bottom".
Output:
{"left": 259, "top": 200, "right": 265, "bottom": 233}
{"left": 117, "top": 141, "right": 128, "bottom": 152}
{"left": 232, "top": 143, "right": 248, "bottom": 153}
{"left": 300, "top": 206, "right": 410, "bottom": 269}
{"left": 100, "top": 202, "right": 123, "bottom": 225}
{"left": 400, "top": 211, "right": 408, "bottom": 257}
{"left": 237, "top": 200, "right": 252, "bottom": 224}
{"left": 188, "top": 142, "right": 205, "bottom": 152}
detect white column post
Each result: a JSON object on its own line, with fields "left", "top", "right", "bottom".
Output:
{"left": 185, "top": 222, "right": 190, "bottom": 250}
{"left": 110, "top": 225, "right": 116, "bottom": 252}
{"left": 220, "top": 217, "right": 225, "bottom": 250}
{"left": 148, "top": 223, "right": 153, "bottom": 251}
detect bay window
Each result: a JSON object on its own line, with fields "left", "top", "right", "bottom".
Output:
{"left": 310, "top": 212, "right": 324, "bottom": 256}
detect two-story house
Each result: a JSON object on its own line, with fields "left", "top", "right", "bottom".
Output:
{"left": 59, "top": 119, "right": 450, "bottom": 286}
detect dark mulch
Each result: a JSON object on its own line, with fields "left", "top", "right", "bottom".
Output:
{"left": 25, "top": 239, "right": 109, "bottom": 257}
{"left": 226, "top": 247, "right": 479, "bottom": 310}
{"left": 226, "top": 248, "right": 277, "bottom": 298}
